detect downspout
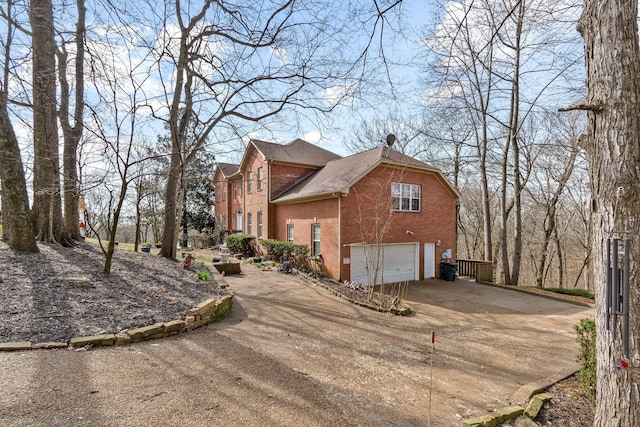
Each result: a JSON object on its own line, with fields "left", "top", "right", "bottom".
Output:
{"left": 241, "top": 172, "right": 245, "bottom": 234}
{"left": 267, "top": 161, "right": 272, "bottom": 240}
{"left": 268, "top": 161, "right": 273, "bottom": 202}
{"left": 334, "top": 192, "right": 342, "bottom": 281}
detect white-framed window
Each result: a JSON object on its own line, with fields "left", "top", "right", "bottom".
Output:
{"left": 311, "top": 224, "right": 320, "bottom": 256}
{"left": 233, "top": 181, "right": 238, "bottom": 198}
{"left": 257, "top": 211, "right": 263, "bottom": 238}
{"left": 287, "top": 224, "right": 294, "bottom": 242}
{"left": 247, "top": 212, "right": 253, "bottom": 235}
{"left": 247, "top": 171, "right": 253, "bottom": 193}
{"left": 222, "top": 183, "right": 227, "bottom": 201}
{"left": 222, "top": 215, "right": 227, "bottom": 230}
{"left": 391, "top": 182, "right": 421, "bottom": 212}
{"left": 257, "top": 166, "right": 264, "bottom": 190}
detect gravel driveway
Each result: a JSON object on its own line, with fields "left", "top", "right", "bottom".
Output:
{"left": 0, "top": 264, "right": 592, "bottom": 426}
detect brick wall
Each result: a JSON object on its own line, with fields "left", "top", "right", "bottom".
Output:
{"left": 340, "top": 165, "right": 457, "bottom": 281}
{"left": 270, "top": 163, "right": 317, "bottom": 198}
{"left": 242, "top": 151, "right": 271, "bottom": 237}
{"left": 273, "top": 198, "right": 340, "bottom": 277}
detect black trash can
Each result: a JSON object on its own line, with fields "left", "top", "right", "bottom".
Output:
{"left": 440, "top": 262, "right": 457, "bottom": 281}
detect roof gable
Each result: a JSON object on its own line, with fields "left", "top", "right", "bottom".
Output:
{"left": 273, "top": 146, "right": 460, "bottom": 203}
{"left": 249, "top": 138, "right": 342, "bottom": 167}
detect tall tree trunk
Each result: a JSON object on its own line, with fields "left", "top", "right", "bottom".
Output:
{"left": 553, "top": 223, "right": 564, "bottom": 288}
{"left": 0, "top": 0, "right": 35, "bottom": 249}
{"left": 508, "top": 0, "right": 525, "bottom": 285}
{"left": 535, "top": 208, "right": 555, "bottom": 287}
{"left": 499, "top": 0, "right": 526, "bottom": 285}
{"left": 159, "top": 10, "right": 189, "bottom": 260}
{"left": 578, "top": 0, "right": 640, "bottom": 424}
{"left": 58, "top": 0, "right": 86, "bottom": 242}
{"left": 499, "top": 141, "right": 512, "bottom": 284}
{"left": 160, "top": 153, "right": 181, "bottom": 260}
{"left": 30, "top": 0, "right": 67, "bottom": 245}
{"left": 0, "top": 105, "right": 39, "bottom": 252}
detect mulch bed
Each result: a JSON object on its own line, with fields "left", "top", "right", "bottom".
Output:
{"left": 0, "top": 242, "right": 226, "bottom": 344}
{"left": 534, "top": 375, "right": 595, "bottom": 426}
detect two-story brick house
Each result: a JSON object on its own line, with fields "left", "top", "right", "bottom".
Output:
{"left": 213, "top": 138, "right": 460, "bottom": 285}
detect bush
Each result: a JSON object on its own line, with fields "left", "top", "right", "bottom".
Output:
{"left": 574, "top": 318, "right": 596, "bottom": 401}
{"left": 261, "top": 239, "right": 309, "bottom": 262}
{"left": 225, "top": 234, "right": 256, "bottom": 258}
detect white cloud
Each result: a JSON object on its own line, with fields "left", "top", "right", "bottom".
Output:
{"left": 269, "top": 46, "right": 289, "bottom": 64}
{"left": 323, "top": 82, "right": 360, "bottom": 106}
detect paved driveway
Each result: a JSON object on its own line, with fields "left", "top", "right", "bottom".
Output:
{"left": 0, "top": 265, "right": 592, "bottom": 426}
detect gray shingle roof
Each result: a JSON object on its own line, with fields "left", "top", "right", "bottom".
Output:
{"left": 216, "top": 162, "right": 239, "bottom": 177}
{"left": 273, "top": 146, "right": 458, "bottom": 203}
{"left": 250, "top": 138, "right": 342, "bottom": 167}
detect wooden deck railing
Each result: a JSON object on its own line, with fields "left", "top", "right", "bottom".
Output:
{"left": 457, "top": 259, "right": 494, "bottom": 284}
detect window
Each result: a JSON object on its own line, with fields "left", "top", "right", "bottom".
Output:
{"left": 236, "top": 210, "right": 243, "bottom": 231}
{"left": 247, "top": 212, "right": 253, "bottom": 235}
{"left": 287, "top": 224, "right": 294, "bottom": 242}
{"left": 311, "top": 224, "right": 320, "bottom": 256}
{"left": 222, "top": 183, "right": 227, "bottom": 201}
{"left": 222, "top": 215, "right": 227, "bottom": 230}
{"left": 247, "top": 171, "right": 253, "bottom": 193}
{"left": 257, "top": 166, "right": 264, "bottom": 190}
{"left": 257, "top": 211, "right": 263, "bottom": 238}
{"left": 391, "top": 182, "right": 420, "bottom": 212}
{"left": 233, "top": 181, "right": 238, "bottom": 198}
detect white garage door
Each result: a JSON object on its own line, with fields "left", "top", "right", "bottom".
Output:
{"left": 350, "top": 243, "right": 419, "bottom": 286}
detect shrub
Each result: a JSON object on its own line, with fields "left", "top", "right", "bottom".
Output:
{"left": 197, "top": 270, "right": 210, "bottom": 281}
{"left": 574, "top": 318, "right": 596, "bottom": 401}
{"left": 225, "top": 234, "right": 256, "bottom": 258}
{"left": 260, "top": 239, "right": 309, "bottom": 263}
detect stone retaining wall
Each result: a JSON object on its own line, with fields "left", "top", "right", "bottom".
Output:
{"left": 0, "top": 290, "right": 233, "bottom": 352}
{"left": 462, "top": 393, "right": 553, "bottom": 427}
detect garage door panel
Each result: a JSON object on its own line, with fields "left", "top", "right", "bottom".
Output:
{"left": 350, "top": 243, "right": 417, "bottom": 286}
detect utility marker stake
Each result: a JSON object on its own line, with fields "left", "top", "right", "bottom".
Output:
{"left": 428, "top": 331, "right": 435, "bottom": 427}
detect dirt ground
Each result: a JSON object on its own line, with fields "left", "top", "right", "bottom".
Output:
{"left": 0, "top": 243, "right": 594, "bottom": 426}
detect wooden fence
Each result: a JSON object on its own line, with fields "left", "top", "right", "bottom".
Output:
{"left": 457, "top": 259, "right": 494, "bottom": 284}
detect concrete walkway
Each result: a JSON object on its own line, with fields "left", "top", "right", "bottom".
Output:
{"left": 0, "top": 265, "right": 592, "bottom": 426}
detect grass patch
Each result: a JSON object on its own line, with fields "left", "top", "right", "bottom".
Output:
{"left": 544, "top": 288, "right": 594, "bottom": 299}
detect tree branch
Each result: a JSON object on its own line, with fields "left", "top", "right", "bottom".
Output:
{"left": 558, "top": 100, "right": 604, "bottom": 112}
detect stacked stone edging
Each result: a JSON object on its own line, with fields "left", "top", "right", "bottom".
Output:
{"left": 0, "top": 271, "right": 233, "bottom": 352}
{"left": 462, "top": 393, "right": 553, "bottom": 427}
{"left": 303, "top": 275, "right": 412, "bottom": 316}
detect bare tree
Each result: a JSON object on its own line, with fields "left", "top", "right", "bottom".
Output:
{"left": 351, "top": 162, "right": 409, "bottom": 307}
{"left": 424, "top": 0, "right": 500, "bottom": 263}
{"left": 150, "top": 0, "right": 403, "bottom": 259}
{"left": 528, "top": 114, "right": 582, "bottom": 287}
{"left": 29, "top": 0, "right": 72, "bottom": 245}
{"left": 0, "top": 0, "right": 39, "bottom": 252}
{"left": 576, "top": 0, "right": 640, "bottom": 423}
{"left": 84, "top": 22, "right": 157, "bottom": 273}
{"left": 424, "top": 0, "right": 583, "bottom": 283}
{"left": 56, "top": 0, "right": 86, "bottom": 241}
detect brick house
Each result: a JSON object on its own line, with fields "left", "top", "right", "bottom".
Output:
{"left": 213, "top": 139, "right": 460, "bottom": 284}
